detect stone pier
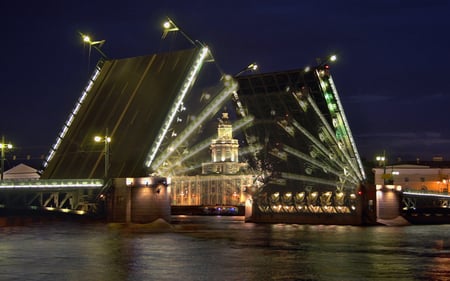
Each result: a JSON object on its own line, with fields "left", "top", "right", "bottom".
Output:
{"left": 106, "top": 177, "right": 170, "bottom": 223}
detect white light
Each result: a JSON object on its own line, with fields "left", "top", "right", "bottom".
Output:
{"left": 0, "top": 179, "right": 103, "bottom": 189}
{"left": 83, "top": 35, "right": 90, "bottom": 43}
{"left": 146, "top": 47, "right": 209, "bottom": 168}
{"left": 44, "top": 65, "right": 103, "bottom": 167}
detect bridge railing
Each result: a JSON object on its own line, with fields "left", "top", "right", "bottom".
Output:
{"left": 0, "top": 179, "right": 104, "bottom": 190}
{"left": 0, "top": 179, "right": 106, "bottom": 215}
{"left": 402, "top": 189, "right": 450, "bottom": 198}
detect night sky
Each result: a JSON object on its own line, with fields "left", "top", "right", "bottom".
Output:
{"left": 2, "top": 0, "right": 450, "bottom": 168}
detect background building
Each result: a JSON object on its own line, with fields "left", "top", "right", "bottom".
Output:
{"left": 373, "top": 159, "right": 450, "bottom": 193}
{"left": 171, "top": 112, "right": 253, "bottom": 206}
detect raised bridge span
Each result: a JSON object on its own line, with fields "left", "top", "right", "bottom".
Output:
{"left": 2, "top": 39, "right": 448, "bottom": 224}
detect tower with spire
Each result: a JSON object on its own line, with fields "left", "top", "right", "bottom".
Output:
{"left": 170, "top": 112, "right": 253, "bottom": 207}
{"left": 202, "top": 112, "right": 248, "bottom": 174}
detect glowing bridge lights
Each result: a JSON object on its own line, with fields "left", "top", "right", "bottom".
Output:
{"left": 146, "top": 46, "right": 210, "bottom": 170}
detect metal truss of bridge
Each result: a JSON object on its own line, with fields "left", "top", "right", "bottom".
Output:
{"left": 401, "top": 191, "right": 450, "bottom": 223}
{"left": 0, "top": 179, "right": 104, "bottom": 215}
{"left": 232, "top": 65, "right": 366, "bottom": 223}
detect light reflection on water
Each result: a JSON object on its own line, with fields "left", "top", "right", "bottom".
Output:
{"left": 0, "top": 216, "right": 449, "bottom": 281}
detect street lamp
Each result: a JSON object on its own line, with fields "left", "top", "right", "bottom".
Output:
{"left": 316, "top": 54, "right": 337, "bottom": 67}
{"left": 161, "top": 17, "right": 196, "bottom": 46}
{"left": 94, "top": 129, "right": 111, "bottom": 179}
{"left": 376, "top": 155, "right": 385, "bottom": 166}
{"left": 0, "top": 136, "right": 13, "bottom": 180}
{"left": 234, "top": 63, "right": 259, "bottom": 76}
{"left": 79, "top": 31, "right": 107, "bottom": 59}
{"left": 376, "top": 151, "right": 388, "bottom": 185}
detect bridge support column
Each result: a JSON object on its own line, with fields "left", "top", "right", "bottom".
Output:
{"left": 376, "top": 187, "right": 400, "bottom": 220}
{"left": 106, "top": 177, "right": 170, "bottom": 223}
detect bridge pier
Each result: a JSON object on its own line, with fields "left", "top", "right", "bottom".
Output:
{"left": 376, "top": 187, "right": 401, "bottom": 220}
{"left": 105, "top": 177, "right": 170, "bottom": 224}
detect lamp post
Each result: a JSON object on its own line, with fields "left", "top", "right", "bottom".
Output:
{"left": 376, "top": 151, "right": 387, "bottom": 185}
{"left": 235, "top": 63, "right": 258, "bottom": 76}
{"left": 162, "top": 17, "right": 196, "bottom": 46}
{"left": 0, "top": 136, "right": 13, "bottom": 180}
{"left": 79, "top": 32, "right": 108, "bottom": 59}
{"left": 94, "top": 129, "right": 111, "bottom": 179}
{"left": 316, "top": 54, "right": 337, "bottom": 67}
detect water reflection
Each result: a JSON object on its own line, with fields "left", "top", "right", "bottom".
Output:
{"left": 0, "top": 217, "right": 449, "bottom": 281}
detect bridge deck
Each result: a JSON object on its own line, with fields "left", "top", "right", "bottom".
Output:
{"left": 41, "top": 48, "right": 203, "bottom": 179}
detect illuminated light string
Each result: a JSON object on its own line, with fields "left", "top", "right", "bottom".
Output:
{"left": 161, "top": 115, "right": 255, "bottom": 175}
{"left": 290, "top": 99, "right": 342, "bottom": 171}
{"left": 0, "top": 179, "right": 103, "bottom": 189}
{"left": 290, "top": 118, "right": 349, "bottom": 174}
{"left": 43, "top": 66, "right": 103, "bottom": 168}
{"left": 317, "top": 70, "right": 365, "bottom": 180}
{"left": 282, "top": 144, "right": 358, "bottom": 186}
{"left": 402, "top": 191, "right": 450, "bottom": 199}
{"left": 327, "top": 75, "right": 366, "bottom": 180}
{"left": 305, "top": 92, "right": 360, "bottom": 181}
{"left": 313, "top": 70, "right": 365, "bottom": 181}
{"left": 145, "top": 47, "right": 209, "bottom": 169}
{"left": 281, "top": 172, "right": 339, "bottom": 187}
{"left": 151, "top": 75, "right": 238, "bottom": 172}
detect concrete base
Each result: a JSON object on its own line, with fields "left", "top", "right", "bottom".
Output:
{"left": 106, "top": 177, "right": 170, "bottom": 223}
{"left": 376, "top": 189, "right": 400, "bottom": 220}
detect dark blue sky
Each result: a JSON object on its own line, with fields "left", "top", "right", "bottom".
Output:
{"left": 1, "top": 0, "right": 450, "bottom": 165}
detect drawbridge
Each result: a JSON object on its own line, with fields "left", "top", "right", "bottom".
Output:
{"left": 4, "top": 25, "right": 368, "bottom": 222}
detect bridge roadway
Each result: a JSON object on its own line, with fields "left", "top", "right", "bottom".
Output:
{"left": 400, "top": 190, "right": 450, "bottom": 223}
{"left": 1, "top": 178, "right": 450, "bottom": 224}
{"left": 0, "top": 179, "right": 105, "bottom": 215}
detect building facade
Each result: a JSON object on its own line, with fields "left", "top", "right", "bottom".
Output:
{"left": 373, "top": 161, "right": 450, "bottom": 193}
{"left": 170, "top": 113, "right": 253, "bottom": 206}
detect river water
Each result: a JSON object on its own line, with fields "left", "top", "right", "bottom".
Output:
{"left": 0, "top": 216, "right": 449, "bottom": 281}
